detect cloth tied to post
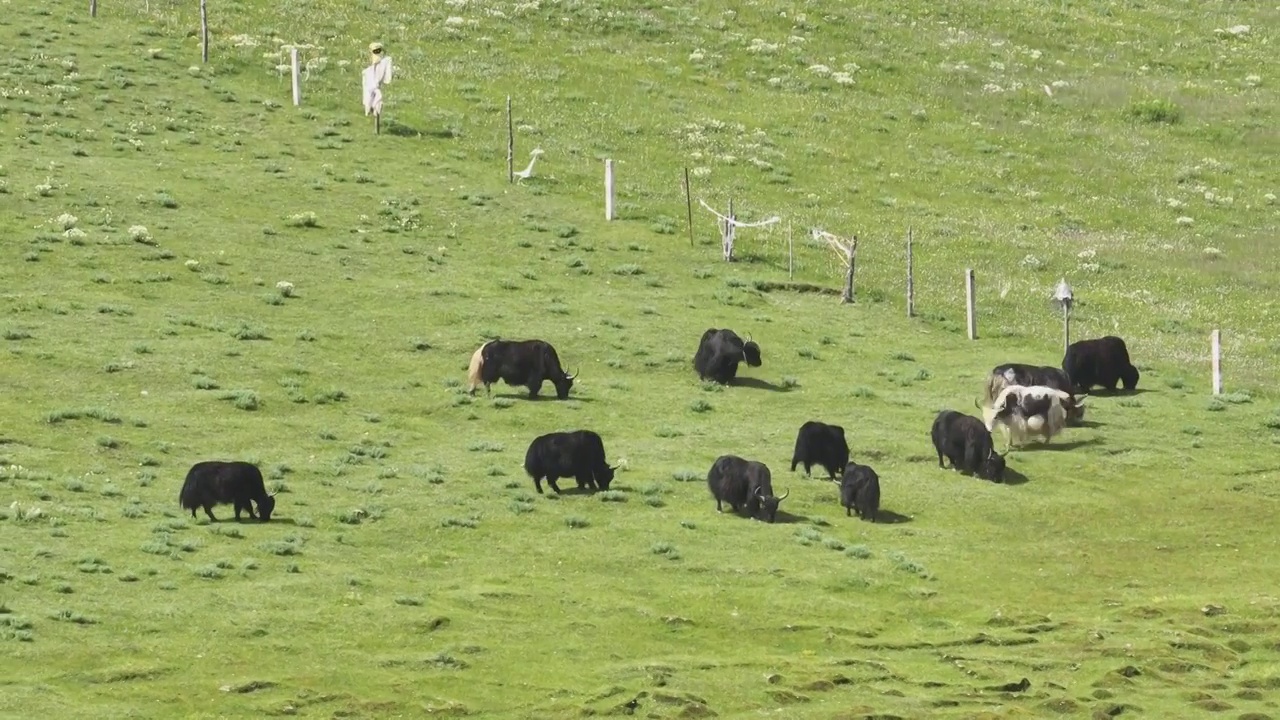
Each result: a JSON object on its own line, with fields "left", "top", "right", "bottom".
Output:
{"left": 362, "top": 55, "right": 392, "bottom": 116}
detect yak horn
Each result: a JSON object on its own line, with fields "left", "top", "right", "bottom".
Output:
{"left": 777, "top": 488, "right": 790, "bottom": 501}
{"left": 564, "top": 368, "right": 577, "bottom": 380}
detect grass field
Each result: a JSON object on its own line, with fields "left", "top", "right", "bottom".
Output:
{"left": 3, "top": 0, "right": 1279, "bottom": 718}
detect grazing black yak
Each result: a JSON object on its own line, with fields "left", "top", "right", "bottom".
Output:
{"left": 523, "top": 430, "right": 618, "bottom": 494}
{"left": 1062, "top": 336, "right": 1140, "bottom": 393}
{"left": 930, "top": 410, "right": 1006, "bottom": 483}
{"left": 472, "top": 338, "right": 577, "bottom": 399}
{"left": 706, "top": 454, "right": 788, "bottom": 522}
{"left": 693, "top": 329, "right": 762, "bottom": 384}
{"left": 791, "top": 420, "right": 850, "bottom": 479}
{"left": 179, "top": 460, "right": 276, "bottom": 521}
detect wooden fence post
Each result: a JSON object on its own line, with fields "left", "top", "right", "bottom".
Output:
{"left": 1211, "top": 329, "right": 1222, "bottom": 395}
{"left": 604, "top": 159, "right": 615, "bottom": 221}
{"left": 787, "top": 221, "right": 794, "bottom": 280}
{"left": 965, "top": 268, "right": 977, "bottom": 340}
{"left": 840, "top": 236, "right": 858, "bottom": 304}
{"left": 906, "top": 227, "right": 915, "bottom": 318}
{"left": 200, "top": 0, "right": 209, "bottom": 64}
{"left": 683, "top": 168, "right": 693, "bottom": 248}
{"left": 722, "top": 199, "right": 735, "bottom": 261}
{"left": 1062, "top": 304, "right": 1071, "bottom": 355}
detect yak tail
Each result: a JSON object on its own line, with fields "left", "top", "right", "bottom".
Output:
{"left": 1045, "top": 402, "right": 1068, "bottom": 440}
{"left": 178, "top": 473, "right": 198, "bottom": 509}
{"left": 467, "top": 341, "right": 492, "bottom": 395}
{"left": 983, "top": 373, "right": 1008, "bottom": 408}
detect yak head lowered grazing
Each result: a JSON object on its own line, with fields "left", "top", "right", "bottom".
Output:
{"left": 258, "top": 493, "right": 277, "bottom": 521}
{"left": 1061, "top": 392, "right": 1087, "bottom": 425}
{"left": 596, "top": 462, "right": 621, "bottom": 491}
{"left": 755, "top": 486, "right": 789, "bottom": 523}
{"left": 551, "top": 368, "right": 577, "bottom": 400}
{"left": 980, "top": 448, "right": 1008, "bottom": 483}
{"left": 741, "top": 334, "right": 762, "bottom": 367}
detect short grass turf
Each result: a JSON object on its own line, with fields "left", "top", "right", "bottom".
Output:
{"left": 2, "top": 0, "right": 1279, "bottom": 718}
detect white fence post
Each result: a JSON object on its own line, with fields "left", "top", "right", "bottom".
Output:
{"left": 1211, "top": 329, "right": 1222, "bottom": 395}
{"left": 604, "top": 159, "right": 615, "bottom": 221}
{"left": 906, "top": 227, "right": 915, "bottom": 318}
{"left": 290, "top": 47, "right": 301, "bottom": 106}
{"left": 965, "top": 268, "right": 977, "bottom": 340}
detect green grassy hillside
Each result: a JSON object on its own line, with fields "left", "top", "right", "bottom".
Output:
{"left": 2, "top": 1, "right": 1279, "bottom": 718}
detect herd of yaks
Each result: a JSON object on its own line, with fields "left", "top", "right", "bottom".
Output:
{"left": 177, "top": 330, "right": 1141, "bottom": 525}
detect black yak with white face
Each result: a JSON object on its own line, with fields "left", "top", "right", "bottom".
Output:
{"left": 985, "top": 363, "right": 1086, "bottom": 425}
{"left": 523, "top": 430, "right": 618, "bottom": 494}
{"left": 1063, "top": 336, "right": 1140, "bottom": 393}
{"left": 790, "top": 420, "right": 849, "bottom": 479}
{"left": 839, "top": 462, "right": 880, "bottom": 522}
{"left": 179, "top": 460, "right": 276, "bottom": 521}
{"left": 693, "top": 329, "right": 762, "bottom": 384}
{"left": 706, "top": 455, "right": 788, "bottom": 522}
{"left": 471, "top": 338, "right": 577, "bottom": 399}
{"left": 930, "top": 410, "right": 1006, "bottom": 483}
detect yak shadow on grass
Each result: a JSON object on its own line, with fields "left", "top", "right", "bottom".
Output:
{"left": 770, "top": 509, "right": 810, "bottom": 524}
{"left": 491, "top": 391, "right": 597, "bottom": 403}
{"left": 871, "top": 509, "right": 912, "bottom": 524}
{"left": 263, "top": 517, "right": 301, "bottom": 526}
{"left": 548, "top": 486, "right": 598, "bottom": 497}
{"left": 213, "top": 516, "right": 299, "bottom": 526}
{"left": 999, "top": 467, "right": 1031, "bottom": 486}
{"left": 1025, "top": 437, "right": 1104, "bottom": 452}
{"left": 731, "top": 377, "right": 791, "bottom": 393}
{"left": 1082, "top": 387, "right": 1153, "bottom": 398}
{"left": 1072, "top": 420, "right": 1105, "bottom": 429}
{"left": 712, "top": 508, "right": 810, "bottom": 524}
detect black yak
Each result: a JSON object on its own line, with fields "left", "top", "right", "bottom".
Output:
{"left": 472, "top": 338, "right": 577, "bottom": 399}
{"left": 984, "top": 362, "right": 1086, "bottom": 425}
{"left": 839, "top": 462, "right": 880, "bottom": 522}
{"left": 1063, "top": 336, "right": 1140, "bottom": 393}
{"left": 790, "top": 420, "right": 850, "bottom": 479}
{"left": 930, "top": 410, "right": 1006, "bottom": 483}
{"left": 523, "top": 430, "right": 618, "bottom": 494}
{"left": 692, "top": 328, "right": 762, "bottom": 384}
{"left": 706, "top": 454, "right": 788, "bottom": 522}
{"left": 179, "top": 460, "right": 276, "bottom": 521}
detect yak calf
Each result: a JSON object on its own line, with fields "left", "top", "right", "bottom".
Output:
{"left": 839, "top": 462, "right": 880, "bottom": 522}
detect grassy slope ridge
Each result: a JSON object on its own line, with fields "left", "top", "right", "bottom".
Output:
{"left": 2, "top": 0, "right": 1279, "bottom": 718}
